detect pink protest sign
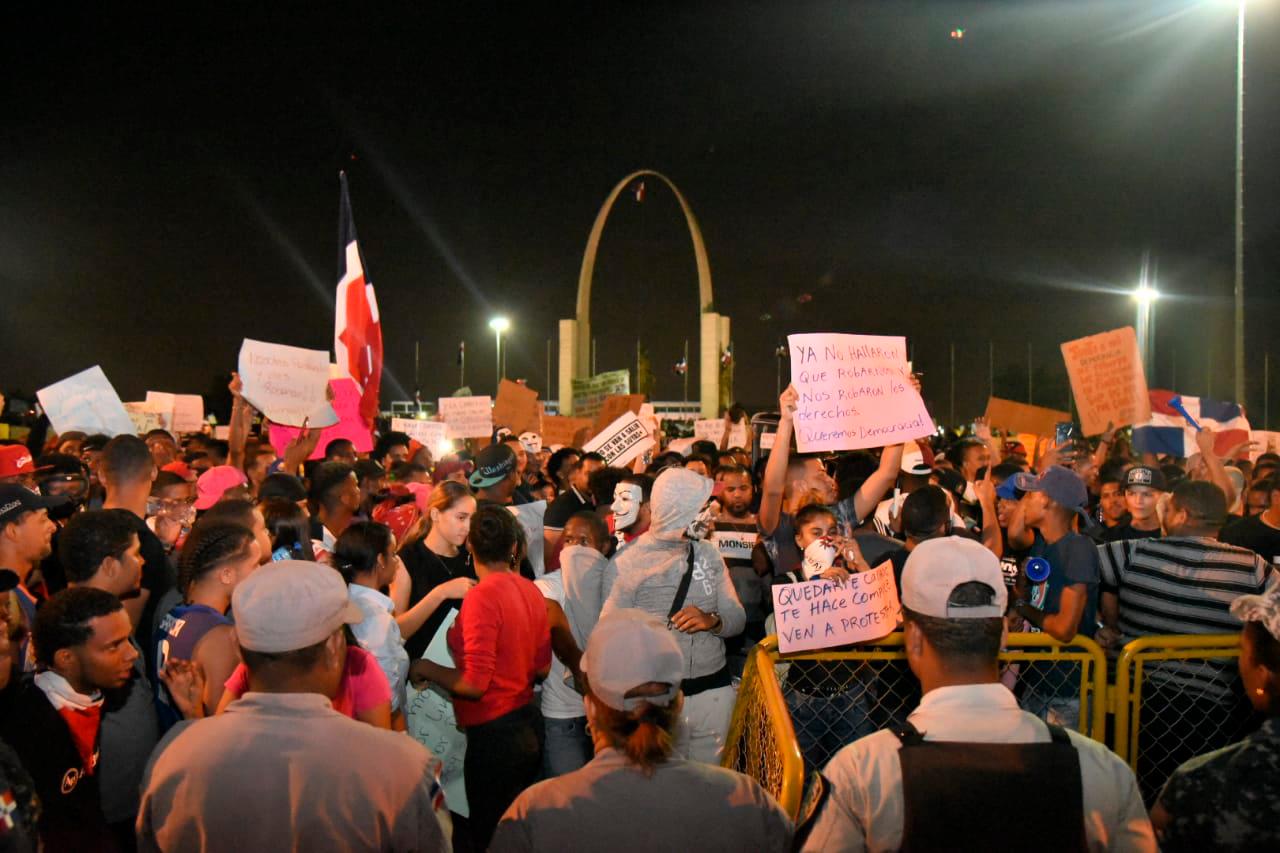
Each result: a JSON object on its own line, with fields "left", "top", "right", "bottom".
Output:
{"left": 788, "top": 333, "right": 933, "bottom": 453}
{"left": 268, "top": 377, "right": 373, "bottom": 460}
{"left": 771, "top": 561, "right": 901, "bottom": 653}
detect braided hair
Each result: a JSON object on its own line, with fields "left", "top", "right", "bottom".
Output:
{"left": 331, "top": 521, "right": 393, "bottom": 585}
{"left": 177, "top": 521, "right": 254, "bottom": 600}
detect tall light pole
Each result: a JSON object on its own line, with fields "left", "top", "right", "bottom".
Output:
{"left": 1233, "top": 0, "right": 1246, "bottom": 405}
{"left": 489, "top": 316, "right": 510, "bottom": 387}
{"left": 1133, "top": 285, "right": 1160, "bottom": 370}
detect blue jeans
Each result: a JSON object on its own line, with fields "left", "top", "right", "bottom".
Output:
{"left": 542, "top": 715, "right": 592, "bottom": 778}
{"left": 785, "top": 687, "right": 876, "bottom": 771}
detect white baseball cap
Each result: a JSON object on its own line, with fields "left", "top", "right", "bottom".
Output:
{"left": 581, "top": 609, "right": 686, "bottom": 711}
{"left": 901, "top": 536, "right": 1007, "bottom": 619}
{"left": 232, "top": 560, "right": 364, "bottom": 653}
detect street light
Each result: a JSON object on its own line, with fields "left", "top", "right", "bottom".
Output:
{"left": 489, "top": 316, "right": 510, "bottom": 384}
{"left": 1132, "top": 285, "right": 1160, "bottom": 370}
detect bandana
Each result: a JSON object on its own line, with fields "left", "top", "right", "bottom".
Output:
{"left": 34, "top": 670, "right": 103, "bottom": 774}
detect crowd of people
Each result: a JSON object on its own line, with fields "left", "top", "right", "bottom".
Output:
{"left": 0, "top": 371, "right": 1277, "bottom": 851}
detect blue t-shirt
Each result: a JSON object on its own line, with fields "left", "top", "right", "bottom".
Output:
{"left": 1028, "top": 531, "right": 1101, "bottom": 638}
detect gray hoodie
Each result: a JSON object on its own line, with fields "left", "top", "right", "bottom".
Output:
{"left": 601, "top": 468, "right": 745, "bottom": 680}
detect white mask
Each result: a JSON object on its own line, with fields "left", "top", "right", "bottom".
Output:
{"left": 801, "top": 539, "right": 838, "bottom": 581}
{"left": 611, "top": 483, "right": 643, "bottom": 530}
{"left": 519, "top": 432, "right": 543, "bottom": 455}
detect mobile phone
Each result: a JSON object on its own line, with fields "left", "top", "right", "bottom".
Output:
{"left": 1054, "top": 422, "right": 1076, "bottom": 447}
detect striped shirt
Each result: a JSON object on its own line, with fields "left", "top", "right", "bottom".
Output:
{"left": 1098, "top": 536, "right": 1276, "bottom": 698}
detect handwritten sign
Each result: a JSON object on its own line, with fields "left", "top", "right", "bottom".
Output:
{"left": 267, "top": 377, "right": 373, "bottom": 460}
{"left": 788, "top": 333, "right": 932, "bottom": 453}
{"left": 237, "top": 339, "right": 338, "bottom": 428}
{"left": 571, "top": 369, "right": 630, "bottom": 418}
{"left": 438, "top": 396, "right": 493, "bottom": 439}
{"left": 594, "top": 394, "right": 645, "bottom": 434}
{"left": 391, "top": 417, "right": 449, "bottom": 451}
{"left": 759, "top": 431, "right": 777, "bottom": 451}
{"left": 1060, "top": 327, "right": 1151, "bottom": 436}
{"left": 694, "top": 419, "right": 748, "bottom": 449}
{"left": 145, "top": 392, "right": 206, "bottom": 434}
{"left": 124, "top": 402, "right": 170, "bottom": 434}
{"left": 37, "top": 366, "right": 136, "bottom": 437}
{"left": 582, "top": 412, "right": 654, "bottom": 467}
{"left": 771, "top": 561, "right": 902, "bottom": 653}
{"left": 492, "top": 380, "right": 540, "bottom": 434}
{"left": 404, "top": 610, "right": 469, "bottom": 817}
{"left": 983, "top": 397, "right": 1070, "bottom": 440}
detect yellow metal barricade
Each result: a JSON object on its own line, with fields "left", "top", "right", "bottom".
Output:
{"left": 1112, "top": 633, "right": 1249, "bottom": 803}
{"left": 723, "top": 632, "right": 1107, "bottom": 820}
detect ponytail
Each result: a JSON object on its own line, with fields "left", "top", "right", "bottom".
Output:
{"left": 591, "top": 697, "right": 679, "bottom": 773}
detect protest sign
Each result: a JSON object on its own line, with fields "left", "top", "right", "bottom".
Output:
{"left": 438, "top": 396, "right": 493, "bottom": 439}
{"left": 594, "top": 394, "right": 645, "bottom": 434}
{"left": 1060, "top": 327, "right": 1151, "bottom": 436}
{"left": 404, "top": 610, "right": 468, "bottom": 817}
{"left": 213, "top": 426, "right": 231, "bottom": 440}
{"left": 571, "top": 369, "right": 630, "bottom": 418}
{"left": 540, "top": 414, "right": 592, "bottom": 448}
{"left": 787, "top": 333, "right": 933, "bottom": 453}
{"left": 38, "top": 366, "right": 136, "bottom": 437}
{"left": 667, "top": 437, "right": 695, "bottom": 456}
{"left": 759, "top": 431, "right": 777, "bottom": 450}
{"left": 582, "top": 412, "right": 654, "bottom": 467}
{"left": 237, "top": 339, "right": 338, "bottom": 428}
{"left": 1250, "top": 431, "right": 1280, "bottom": 461}
{"left": 984, "top": 397, "right": 1071, "bottom": 440}
{"left": 145, "top": 392, "right": 206, "bottom": 434}
{"left": 267, "top": 377, "right": 374, "bottom": 460}
{"left": 771, "top": 561, "right": 901, "bottom": 653}
{"left": 123, "top": 402, "right": 169, "bottom": 434}
{"left": 391, "top": 417, "right": 449, "bottom": 451}
{"left": 694, "top": 418, "right": 749, "bottom": 449}
{"left": 508, "top": 500, "right": 546, "bottom": 577}
{"left": 492, "top": 380, "right": 540, "bottom": 434}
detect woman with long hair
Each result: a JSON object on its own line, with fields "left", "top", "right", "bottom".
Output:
{"left": 393, "top": 481, "right": 477, "bottom": 659}
{"left": 489, "top": 609, "right": 793, "bottom": 851}
{"left": 409, "top": 504, "right": 551, "bottom": 850}
{"left": 258, "top": 498, "right": 316, "bottom": 562}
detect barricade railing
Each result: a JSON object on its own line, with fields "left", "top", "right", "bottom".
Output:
{"left": 722, "top": 632, "right": 1108, "bottom": 819}
{"left": 1112, "top": 633, "right": 1251, "bottom": 804}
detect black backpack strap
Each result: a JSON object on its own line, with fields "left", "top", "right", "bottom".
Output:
{"left": 1045, "top": 722, "right": 1073, "bottom": 745}
{"left": 892, "top": 720, "right": 927, "bottom": 747}
{"left": 667, "top": 543, "right": 698, "bottom": 622}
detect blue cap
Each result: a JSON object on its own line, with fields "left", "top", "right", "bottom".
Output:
{"left": 1013, "top": 466, "right": 1088, "bottom": 513}
{"left": 995, "top": 477, "right": 1019, "bottom": 501}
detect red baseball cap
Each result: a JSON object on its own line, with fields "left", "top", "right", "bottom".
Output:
{"left": 162, "top": 461, "right": 197, "bottom": 482}
{"left": 0, "top": 446, "right": 41, "bottom": 479}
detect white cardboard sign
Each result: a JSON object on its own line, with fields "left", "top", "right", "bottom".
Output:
{"left": 237, "top": 339, "right": 338, "bottom": 428}
{"left": 145, "top": 391, "right": 206, "bottom": 434}
{"left": 438, "top": 396, "right": 493, "bottom": 440}
{"left": 694, "top": 419, "right": 749, "bottom": 449}
{"left": 582, "top": 412, "right": 655, "bottom": 467}
{"left": 391, "top": 417, "right": 450, "bottom": 450}
{"left": 788, "top": 333, "right": 933, "bottom": 453}
{"left": 771, "top": 561, "right": 901, "bottom": 653}
{"left": 37, "top": 366, "right": 136, "bottom": 437}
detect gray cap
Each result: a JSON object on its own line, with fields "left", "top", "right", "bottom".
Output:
{"left": 582, "top": 609, "right": 686, "bottom": 711}
{"left": 231, "top": 560, "right": 363, "bottom": 653}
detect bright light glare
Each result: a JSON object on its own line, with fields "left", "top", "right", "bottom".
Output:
{"left": 1132, "top": 286, "right": 1160, "bottom": 305}
{"left": 488, "top": 316, "right": 510, "bottom": 332}
{"left": 435, "top": 438, "right": 456, "bottom": 457}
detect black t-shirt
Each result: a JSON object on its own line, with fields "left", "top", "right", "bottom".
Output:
{"left": 124, "top": 514, "right": 175, "bottom": 677}
{"left": 1101, "top": 523, "right": 1162, "bottom": 543}
{"left": 1220, "top": 514, "right": 1280, "bottom": 565}
{"left": 401, "top": 541, "right": 476, "bottom": 661}
{"left": 543, "top": 487, "right": 590, "bottom": 531}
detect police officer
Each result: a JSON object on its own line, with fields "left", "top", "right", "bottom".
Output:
{"left": 801, "top": 536, "right": 1155, "bottom": 852}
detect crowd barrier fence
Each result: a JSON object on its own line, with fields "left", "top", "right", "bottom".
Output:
{"left": 722, "top": 631, "right": 1246, "bottom": 818}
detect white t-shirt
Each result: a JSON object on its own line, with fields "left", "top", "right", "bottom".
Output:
{"left": 533, "top": 572, "right": 586, "bottom": 720}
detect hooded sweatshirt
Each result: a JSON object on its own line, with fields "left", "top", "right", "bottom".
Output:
{"left": 601, "top": 468, "right": 745, "bottom": 680}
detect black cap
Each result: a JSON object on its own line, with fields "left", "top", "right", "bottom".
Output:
{"left": 469, "top": 443, "right": 517, "bottom": 489}
{"left": 0, "top": 484, "right": 65, "bottom": 527}
{"left": 1125, "top": 465, "right": 1167, "bottom": 492}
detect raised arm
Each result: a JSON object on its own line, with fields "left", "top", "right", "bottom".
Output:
{"left": 852, "top": 444, "right": 903, "bottom": 524}
{"left": 1194, "top": 427, "right": 1237, "bottom": 507}
{"left": 758, "top": 385, "right": 798, "bottom": 536}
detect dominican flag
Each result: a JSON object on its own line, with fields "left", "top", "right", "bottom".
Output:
{"left": 672, "top": 355, "right": 688, "bottom": 376}
{"left": 334, "top": 173, "right": 383, "bottom": 427}
{"left": 1132, "top": 390, "right": 1251, "bottom": 458}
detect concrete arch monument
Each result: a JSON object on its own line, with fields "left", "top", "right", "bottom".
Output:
{"left": 558, "top": 169, "right": 729, "bottom": 417}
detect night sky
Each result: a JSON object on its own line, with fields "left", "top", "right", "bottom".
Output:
{"left": 4, "top": 2, "right": 1279, "bottom": 424}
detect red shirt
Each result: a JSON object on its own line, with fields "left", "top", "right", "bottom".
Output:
{"left": 448, "top": 571, "right": 551, "bottom": 727}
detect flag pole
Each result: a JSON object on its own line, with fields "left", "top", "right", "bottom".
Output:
{"left": 949, "top": 342, "right": 956, "bottom": 427}
{"left": 683, "top": 339, "right": 689, "bottom": 402}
